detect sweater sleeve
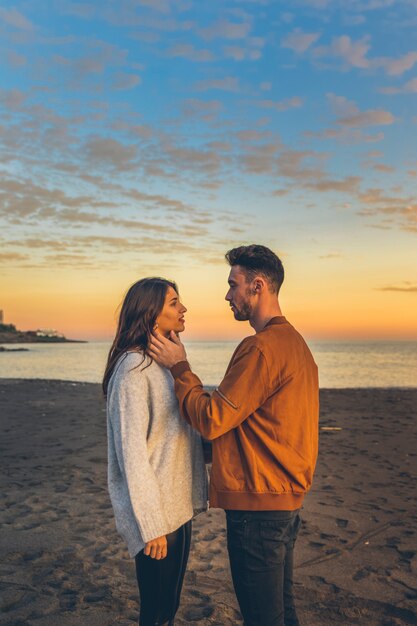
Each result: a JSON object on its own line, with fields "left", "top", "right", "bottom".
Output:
{"left": 171, "top": 341, "right": 270, "bottom": 440}
{"left": 109, "top": 363, "right": 169, "bottom": 543}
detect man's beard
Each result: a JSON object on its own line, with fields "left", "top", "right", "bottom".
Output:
{"left": 233, "top": 291, "right": 253, "bottom": 321}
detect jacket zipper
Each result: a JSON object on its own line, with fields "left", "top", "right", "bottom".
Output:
{"left": 215, "top": 388, "right": 238, "bottom": 410}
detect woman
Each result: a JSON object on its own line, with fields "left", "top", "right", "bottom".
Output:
{"left": 103, "top": 277, "right": 208, "bottom": 626}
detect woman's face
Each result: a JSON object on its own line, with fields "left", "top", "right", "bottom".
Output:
{"left": 155, "top": 286, "right": 187, "bottom": 337}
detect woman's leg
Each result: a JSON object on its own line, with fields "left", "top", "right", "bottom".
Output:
{"left": 135, "top": 520, "right": 192, "bottom": 626}
{"left": 173, "top": 519, "right": 192, "bottom": 615}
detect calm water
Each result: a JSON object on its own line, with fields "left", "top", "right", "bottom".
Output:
{"left": 0, "top": 340, "right": 416, "bottom": 388}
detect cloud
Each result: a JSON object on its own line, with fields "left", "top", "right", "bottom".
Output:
{"left": 353, "top": 0, "right": 395, "bottom": 8}
{"left": 260, "top": 82, "right": 272, "bottom": 91}
{"left": 60, "top": 3, "right": 96, "bottom": 19}
{"left": 338, "top": 109, "right": 395, "bottom": 127}
{"left": 241, "top": 143, "right": 283, "bottom": 174}
{"left": 0, "top": 175, "right": 207, "bottom": 234}
{"left": 257, "top": 97, "right": 303, "bottom": 111}
{"left": 358, "top": 188, "right": 417, "bottom": 232}
{"left": 310, "top": 32, "right": 417, "bottom": 76}
{"left": 0, "top": 252, "right": 28, "bottom": 262}
{"left": 304, "top": 176, "right": 362, "bottom": 193}
{"left": 303, "top": 94, "right": 392, "bottom": 144}
{"left": 43, "top": 252, "right": 99, "bottom": 268}
{"left": 296, "top": 0, "right": 396, "bottom": 11}
{"left": 235, "top": 130, "right": 271, "bottom": 141}
{"left": 373, "top": 164, "right": 395, "bottom": 173}
{"left": 0, "top": 88, "right": 27, "bottom": 109}
{"left": 7, "top": 50, "right": 26, "bottom": 67}
{"left": 167, "top": 43, "right": 214, "bottom": 62}
{"left": 280, "top": 12, "right": 295, "bottom": 23}
{"left": 100, "top": 0, "right": 193, "bottom": 28}
{"left": 319, "top": 253, "right": 343, "bottom": 259}
{"left": 2, "top": 232, "right": 227, "bottom": 270}
{"left": 135, "top": 0, "right": 189, "bottom": 14}
{"left": 112, "top": 73, "right": 142, "bottom": 89}
{"left": 376, "top": 283, "right": 417, "bottom": 292}
{"left": 313, "top": 35, "right": 371, "bottom": 69}
{"left": 365, "top": 150, "right": 384, "bottom": 158}
{"left": 183, "top": 98, "right": 223, "bottom": 115}
{"left": 272, "top": 189, "right": 289, "bottom": 196}
{"left": 0, "top": 8, "right": 34, "bottom": 30}
{"left": 224, "top": 46, "right": 261, "bottom": 61}
{"left": 378, "top": 51, "right": 417, "bottom": 76}
{"left": 380, "top": 76, "right": 417, "bottom": 94}
{"left": 193, "top": 77, "right": 240, "bottom": 92}
{"left": 281, "top": 29, "right": 321, "bottom": 53}
{"left": 239, "top": 141, "right": 331, "bottom": 184}
{"left": 343, "top": 14, "right": 366, "bottom": 25}
{"left": 160, "top": 143, "right": 230, "bottom": 175}
{"left": 55, "top": 210, "right": 197, "bottom": 234}
{"left": 130, "top": 30, "right": 161, "bottom": 43}
{"left": 84, "top": 137, "right": 138, "bottom": 168}
{"left": 199, "top": 19, "right": 251, "bottom": 41}
{"left": 327, "top": 93, "right": 395, "bottom": 127}
{"left": 304, "top": 127, "right": 385, "bottom": 144}
{"left": 111, "top": 121, "right": 153, "bottom": 138}
{"left": 18, "top": 238, "right": 68, "bottom": 251}
{"left": 359, "top": 188, "right": 409, "bottom": 206}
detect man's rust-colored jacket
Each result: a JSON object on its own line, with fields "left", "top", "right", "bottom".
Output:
{"left": 171, "top": 316, "right": 319, "bottom": 511}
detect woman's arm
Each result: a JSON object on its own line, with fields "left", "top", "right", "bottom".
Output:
{"left": 109, "top": 363, "right": 169, "bottom": 551}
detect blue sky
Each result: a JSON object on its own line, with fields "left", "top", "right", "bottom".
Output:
{"left": 0, "top": 0, "right": 416, "bottom": 339}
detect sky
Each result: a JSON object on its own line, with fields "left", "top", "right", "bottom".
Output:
{"left": 0, "top": 0, "right": 416, "bottom": 341}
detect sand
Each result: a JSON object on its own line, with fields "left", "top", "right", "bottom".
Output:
{"left": 0, "top": 379, "right": 416, "bottom": 626}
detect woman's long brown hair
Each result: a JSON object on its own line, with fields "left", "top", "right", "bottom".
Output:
{"left": 102, "top": 277, "right": 177, "bottom": 396}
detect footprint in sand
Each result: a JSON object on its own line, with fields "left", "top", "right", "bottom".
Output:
{"left": 336, "top": 518, "right": 348, "bottom": 528}
{"left": 183, "top": 603, "right": 214, "bottom": 621}
{"left": 352, "top": 567, "right": 372, "bottom": 581}
{"left": 59, "top": 589, "right": 78, "bottom": 611}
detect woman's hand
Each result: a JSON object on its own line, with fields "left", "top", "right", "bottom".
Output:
{"left": 144, "top": 535, "right": 168, "bottom": 560}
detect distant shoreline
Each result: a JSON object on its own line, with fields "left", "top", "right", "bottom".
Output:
{"left": 0, "top": 347, "right": 30, "bottom": 352}
{"left": 0, "top": 338, "right": 87, "bottom": 344}
{"left": 0, "top": 323, "right": 87, "bottom": 344}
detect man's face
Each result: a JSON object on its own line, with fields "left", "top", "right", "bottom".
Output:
{"left": 225, "top": 265, "right": 253, "bottom": 321}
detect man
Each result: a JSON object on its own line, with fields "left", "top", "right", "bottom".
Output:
{"left": 149, "top": 244, "right": 319, "bottom": 626}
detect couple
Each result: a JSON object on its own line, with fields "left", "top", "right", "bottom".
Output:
{"left": 104, "top": 244, "right": 319, "bottom": 626}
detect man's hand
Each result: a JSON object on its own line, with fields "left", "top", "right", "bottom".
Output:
{"left": 148, "top": 330, "right": 187, "bottom": 369}
{"left": 144, "top": 535, "right": 167, "bottom": 559}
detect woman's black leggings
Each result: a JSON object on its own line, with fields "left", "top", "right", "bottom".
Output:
{"left": 135, "top": 521, "right": 192, "bottom": 626}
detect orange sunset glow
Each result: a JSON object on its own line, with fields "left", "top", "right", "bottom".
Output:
{"left": 1, "top": 1, "right": 416, "bottom": 342}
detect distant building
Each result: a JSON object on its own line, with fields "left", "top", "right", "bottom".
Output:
{"left": 36, "top": 329, "right": 64, "bottom": 338}
{"left": 0, "top": 310, "right": 3, "bottom": 324}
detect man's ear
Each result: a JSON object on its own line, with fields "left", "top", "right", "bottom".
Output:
{"left": 250, "top": 278, "right": 263, "bottom": 295}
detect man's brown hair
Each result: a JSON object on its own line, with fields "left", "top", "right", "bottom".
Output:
{"left": 225, "top": 244, "right": 284, "bottom": 294}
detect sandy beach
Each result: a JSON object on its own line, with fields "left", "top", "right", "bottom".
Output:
{"left": 0, "top": 379, "right": 416, "bottom": 626}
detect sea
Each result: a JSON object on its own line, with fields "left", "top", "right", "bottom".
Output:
{"left": 0, "top": 340, "right": 416, "bottom": 388}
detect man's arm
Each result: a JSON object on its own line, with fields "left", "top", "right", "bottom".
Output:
{"left": 149, "top": 332, "right": 271, "bottom": 440}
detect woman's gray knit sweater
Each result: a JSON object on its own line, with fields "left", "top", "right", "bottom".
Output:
{"left": 107, "top": 351, "right": 208, "bottom": 558}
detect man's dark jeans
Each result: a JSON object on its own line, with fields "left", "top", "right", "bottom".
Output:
{"left": 226, "top": 509, "right": 302, "bottom": 626}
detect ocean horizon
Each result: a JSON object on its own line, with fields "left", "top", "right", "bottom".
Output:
{"left": 0, "top": 339, "right": 416, "bottom": 388}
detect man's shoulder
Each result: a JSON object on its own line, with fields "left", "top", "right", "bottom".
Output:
{"left": 235, "top": 334, "right": 260, "bottom": 352}
{"left": 231, "top": 335, "right": 267, "bottom": 365}
{"left": 256, "top": 319, "right": 307, "bottom": 352}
